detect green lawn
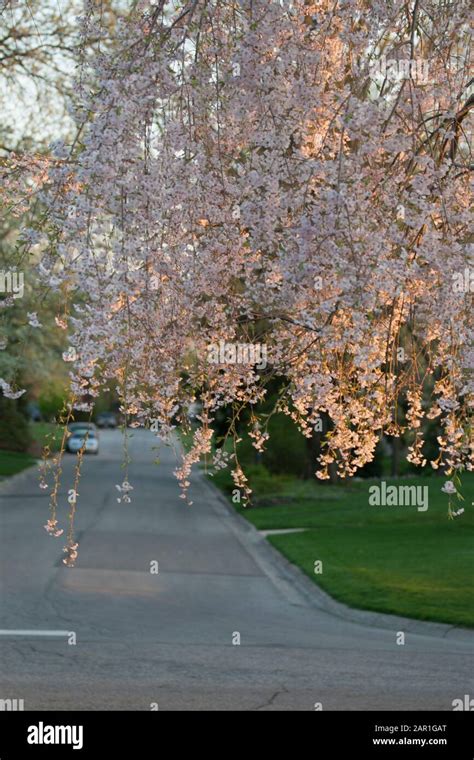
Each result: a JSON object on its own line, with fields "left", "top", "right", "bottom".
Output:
{"left": 211, "top": 465, "right": 474, "bottom": 628}
{"left": 0, "top": 450, "right": 37, "bottom": 478}
{"left": 0, "top": 422, "right": 61, "bottom": 480}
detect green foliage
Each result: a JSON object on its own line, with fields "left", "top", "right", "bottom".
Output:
{"left": 38, "top": 391, "right": 66, "bottom": 421}
{"left": 358, "top": 441, "right": 385, "bottom": 478}
{"left": 261, "top": 414, "right": 308, "bottom": 476}
{"left": 0, "top": 397, "right": 32, "bottom": 452}
{"left": 31, "top": 421, "right": 62, "bottom": 453}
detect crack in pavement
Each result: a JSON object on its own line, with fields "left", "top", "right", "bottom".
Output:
{"left": 254, "top": 685, "right": 289, "bottom": 711}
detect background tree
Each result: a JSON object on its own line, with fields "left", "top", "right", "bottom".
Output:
{"left": 0, "top": 0, "right": 122, "bottom": 436}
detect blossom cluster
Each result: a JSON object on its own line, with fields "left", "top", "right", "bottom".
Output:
{"left": 5, "top": 1, "right": 472, "bottom": 526}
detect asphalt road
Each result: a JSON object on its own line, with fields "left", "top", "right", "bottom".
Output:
{"left": 0, "top": 429, "right": 472, "bottom": 710}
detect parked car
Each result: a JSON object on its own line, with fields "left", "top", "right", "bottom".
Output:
{"left": 96, "top": 412, "right": 118, "bottom": 428}
{"left": 68, "top": 422, "right": 98, "bottom": 434}
{"left": 66, "top": 429, "right": 99, "bottom": 455}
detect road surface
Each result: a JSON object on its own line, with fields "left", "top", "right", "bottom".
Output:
{"left": 0, "top": 429, "right": 472, "bottom": 710}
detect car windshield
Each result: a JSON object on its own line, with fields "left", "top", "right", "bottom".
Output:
{"left": 72, "top": 431, "right": 95, "bottom": 439}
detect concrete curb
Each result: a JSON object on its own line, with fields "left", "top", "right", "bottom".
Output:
{"left": 201, "top": 474, "right": 474, "bottom": 644}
